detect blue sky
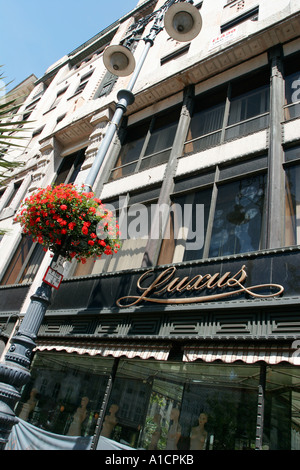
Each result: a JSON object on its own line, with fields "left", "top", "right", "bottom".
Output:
{"left": 0, "top": 0, "right": 139, "bottom": 91}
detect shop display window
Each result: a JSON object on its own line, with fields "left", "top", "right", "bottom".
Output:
{"left": 16, "top": 352, "right": 114, "bottom": 437}
{"left": 264, "top": 366, "right": 300, "bottom": 450}
{"left": 17, "top": 352, "right": 300, "bottom": 450}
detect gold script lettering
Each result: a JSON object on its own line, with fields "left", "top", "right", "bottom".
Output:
{"left": 116, "top": 265, "right": 284, "bottom": 308}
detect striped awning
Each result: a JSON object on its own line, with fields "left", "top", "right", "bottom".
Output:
{"left": 34, "top": 340, "right": 170, "bottom": 361}
{"left": 183, "top": 343, "right": 300, "bottom": 365}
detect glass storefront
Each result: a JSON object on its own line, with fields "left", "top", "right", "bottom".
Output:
{"left": 16, "top": 351, "right": 300, "bottom": 450}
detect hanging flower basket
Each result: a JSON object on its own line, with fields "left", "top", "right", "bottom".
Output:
{"left": 14, "top": 183, "right": 121, "bottom": 263}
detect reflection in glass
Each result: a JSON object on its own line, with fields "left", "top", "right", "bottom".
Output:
{"left": 19, "top": 353, "right": 300, "bottom": 450}
{"left": 209, "top": 174, "right": 266, "bottom": 257}
{"left": 158, "top": 188, "right": 212, "bottom": 264}
{"left": 183, "top": 102, "right": 225, "bottom": 155}
{"left": 109, "top": 359, "right": 260, "bottom": 450}
{"left": 284, "top": 71, "right": 300, "bottom": 121}
{"left": 285, "top": 164, "right": 300, "bottom": 246}
{"left": 264, "top": 366, "right": 300, "bottom": 450}
{"left": 16, "top": 352, "right": 113, "bottom": 437}
{"left": 109, "top": 107, "right": 180, "bottom": 181}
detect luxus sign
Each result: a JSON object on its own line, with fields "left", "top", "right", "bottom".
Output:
{"left": 116, "top": 264, "right": 284, "bottom": 307}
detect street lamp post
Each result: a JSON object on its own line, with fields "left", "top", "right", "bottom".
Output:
{"left": 0, "top": 0, "right": 202, "bottom": 449}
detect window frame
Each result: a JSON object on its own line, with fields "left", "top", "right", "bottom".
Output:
{"left": 158, "top": 155, "right": 268, "bottom": 265}
{"left": 109, "top": 105, "right": 182, "bottom": 182}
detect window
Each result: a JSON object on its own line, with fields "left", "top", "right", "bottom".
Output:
{"left": 182, "top": 71, "right": 270, "bottom": 157}
{"left": 54, "top": 148, "right": 86, "bottom": 186}
{"left": 0, "top": 235, "right": 44, "bottom": 285}
{"left": 16, "top": 350, "right": 300, "bottom": 450}
{"left": 32, "top": 125, "right": 45, "bottom": 138}
{"left": 1, "top": 150, "right": 86, "bottom": 285}
{"left": 221, "top": 5, "right": 259, "bottom": 33}
{"left": 16, "top": 352, "right": 113, "bottom": 437}
{"left": 73, "top": 69, "right": 94, "bottom": 96}
{"left": 183, "top": 87, "right": 227, "bottom": 156}
{"left": 2, "top": 180, "right": 23, "bottom": 209}
{"left": 159, "top": 158, "right": 267, "bottom": 264}
{"left": 284, "top": 146, "right": 300, "bottom": 247}
{"left": 73, "top": 185, "right": 161, "bottom": 277}
{"left": 284, "top": 55, "right": 300, "bottom": 121}
{"left": 48, "top": 86, "right": 68, "bottom": 111}
{"left": 109, "top": 106, "right": 181, "bottom": 181}
{"left": 209, "top": 174, "right": 266, "bottom": 257}
{"left": 161, "top": 44, "right": 190, "bottom": 66}
{"left": 0, "top": 177, "right": 31, "bottom": 221}
{"left": 96, "top": 71, "right": 117, "bottom": 98}
{"left": 225, "top": 79, "right": 269, "bottom": 140}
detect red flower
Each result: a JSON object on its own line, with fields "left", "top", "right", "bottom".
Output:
{"left": 14, "top": 183, "right": 121, "bottom": 264}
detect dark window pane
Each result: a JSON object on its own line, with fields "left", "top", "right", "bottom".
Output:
{"left": 55, "top": 148, "right": 86, "bottom": 185}
{"left": 285, "top": 146, "right": 300, "bottom": 163}
{"left": 1, "top": 236, "right": 33, "bottom": 285}
{"left": 189, "top": 103, "right": 225, "bottom": 138}
{"left": 184, "top": 131, "right": 222, "bottom": 155}
{"left": 209, "top": 174, "right": 266, "bottom": 257}
{"left": 68, "top": 149, "right": 86, "bottom": 184}
{"left": 228, "top": 85, "right": 269, "bottom": 125}
{"left": 116, "top": 120, "right": 150, "bottom": 169}
{"left": 183, "top": 88, "right": 226, "bottom": 155}
{"left": 158, "top": 188, "right": 212, "bottom": 264}
{"left": 109, "top": 162, "right": 138, "bottom": 181}
{"left": 145, "top": 120, "right": 177, "bottom": 156}
{"left": 285, "top": 71, "right": 300, "bottom": 105}
{"left": 225, "top": 114, "right": 269, "bottom": 140}
{"left": 139, "top": 149, "right": 171, "bottom": 171}
{"left": 285, "top": 163, "right": 300, "bottom": 246}
{"left": 115, "top": 137, "right": 145, "bottom": 168}
{"left": 4, "top": 180, "right": 22, "bottom": 208}
{"left": 284, "top": 71, "right": 300, "bottom": 120}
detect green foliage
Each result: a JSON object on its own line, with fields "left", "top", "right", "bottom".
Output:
{"left": 0, "top": 68, "right": 31, "bottom": 183}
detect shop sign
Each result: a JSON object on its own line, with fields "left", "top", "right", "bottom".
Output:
{"left": 116, "top": 265, "right": 284, "bottom": 307}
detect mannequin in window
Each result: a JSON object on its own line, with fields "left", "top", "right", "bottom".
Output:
{"left": 148, "top": 413, "right": 162, "bottom": 450}
{"left": 101, "top": 403, "right": 119, "bottom": 438}
{"left": 19, "top": 388, "right": 38, "bottom": 421}
{"left": 67, "top": 396, "right": 89, "bottom": 436}
{"left": 166, "top": 408, "right": 181, "bottom": 450}
{"left": 189, "top": 413, "right": 208, "bottom": 450}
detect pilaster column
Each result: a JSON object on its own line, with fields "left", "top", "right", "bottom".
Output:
{"left": 142, "top": 85, "right": 195, "bottom": 267}
{"left": 266, "top": 46, "right": 285, "bottom": 249}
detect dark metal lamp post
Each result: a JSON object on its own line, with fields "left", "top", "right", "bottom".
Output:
{"left": 0, "top": 0, "right": 202, "bottom": 450}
